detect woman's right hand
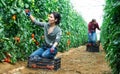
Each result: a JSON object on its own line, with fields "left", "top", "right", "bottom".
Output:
{"left": 25, "top": 9, "right": 31, "bottom": 16}
{"left": 25, "top": 9, "right": 35, "bottom": 22}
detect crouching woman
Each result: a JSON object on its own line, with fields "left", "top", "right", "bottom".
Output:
{"left": 25, "top": 10, "right": 62, "bottom": 59}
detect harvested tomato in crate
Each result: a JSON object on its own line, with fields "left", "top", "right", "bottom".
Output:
{"left": 86, "top": 43, "right": 100, "bottom": 52}
{"left": 27, "top": 57, "right": 61, "bottom": 70}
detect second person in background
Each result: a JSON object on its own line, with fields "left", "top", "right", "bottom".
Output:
{"left": 88, "top": 19, "right": 100, "bottom": 45}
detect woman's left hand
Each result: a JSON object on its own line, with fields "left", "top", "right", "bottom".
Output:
{"left": 50, "top": 47, "right": 55, "bottom": 53}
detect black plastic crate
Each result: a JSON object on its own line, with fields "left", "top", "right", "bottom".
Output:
{"left": 27, "top": 57, "right": 61, "bottom": 70}
{"left": 86, "top": 44, "right": 99, "bottom": 52}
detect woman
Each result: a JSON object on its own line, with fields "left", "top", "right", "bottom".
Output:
{"left": 88, "top": 19, "right": 100, "bottom": 45}
{"left": 25, "top": 9, "right": 62, "bottom": 59}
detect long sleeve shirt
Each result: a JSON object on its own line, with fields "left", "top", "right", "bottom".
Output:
{"left": 33, "top": 20, "right": 62, "bottom": 47}
{"left": 88, "top": 22, "right": 100, "bottom": 33}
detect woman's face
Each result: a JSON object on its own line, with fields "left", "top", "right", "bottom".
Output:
{"left": 48, "top": 14, "right": 57, "bottom": 25}
{"left": 93, "top": 21, "right": 97, "bottom": 24}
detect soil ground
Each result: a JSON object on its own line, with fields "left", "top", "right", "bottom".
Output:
{"left": 0, "top": 45, "right": 111, "bottom": 74}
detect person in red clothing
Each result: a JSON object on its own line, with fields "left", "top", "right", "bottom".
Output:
{"left": 88, "top": 19, "right": 100, "bottom": 45}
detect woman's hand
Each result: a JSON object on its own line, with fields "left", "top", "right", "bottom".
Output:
{"left": 25, "top": 9, "right": 31, "bottom": 16}
{"left": 50, "top": 47, "right": 55, "bottom": 53}
{"left": 25, "top": 9, "right": 35, "bottom": 22}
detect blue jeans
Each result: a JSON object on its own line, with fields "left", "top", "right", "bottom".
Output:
{"left": 88, "top": 32, "right": 97, "bottom": 44}
{"left": 30, "top": 46, "right": 57, "bottom": 59}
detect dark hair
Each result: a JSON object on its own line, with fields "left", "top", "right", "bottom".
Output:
{"left": 51, "top": 12, "right": 61, "bottom": 25}
{"left": 91, "top": 19, "right": 96, "bottom": 22}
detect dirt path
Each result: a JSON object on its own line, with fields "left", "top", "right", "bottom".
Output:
{"left": 0, "top": 45, "right": 111, "bottom": 74}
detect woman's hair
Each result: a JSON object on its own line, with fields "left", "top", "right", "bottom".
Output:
{"left": 91, "top": 19, "right": 96, "bottom": 22}
{"left": 51, "top": 12, "right": 61, "bottom": 25}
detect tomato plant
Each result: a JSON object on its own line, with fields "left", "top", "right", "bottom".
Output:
{"left": 101, "top": 0, "right": 120, "bottom": 73}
